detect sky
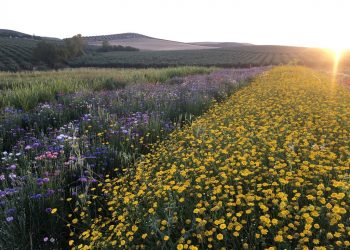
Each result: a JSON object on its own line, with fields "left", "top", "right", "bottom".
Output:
{"left": 2, "top": 0, "right": 350, "bottom": 49}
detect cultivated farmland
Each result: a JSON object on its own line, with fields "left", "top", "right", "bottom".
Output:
{"left": 1, "top": 31, "right": 349, "bottom": 71}
{"left": 70, "top": 46, "right": 350, "bottom": 69}
{"left": 0, "top": 37, "right": 38, "bottom": 71}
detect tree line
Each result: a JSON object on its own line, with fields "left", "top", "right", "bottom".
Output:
{"left": 32, "top": 34, "right": 86, "bottom": 68}
{"left": 97, "top": 41, "right": 139, "bottom": 52}
{"left": 32, "top": 35, "right": 140, "bottom": 69}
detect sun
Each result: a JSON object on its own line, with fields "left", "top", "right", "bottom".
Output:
{"left": 332, "top": 46, "right": 347, "bottom": 60}
{"left": 327, "top": 41, "right": 348, "bottom": 54}
{"left": 327, "top": 42, "right": 348, "bottom": 76}
{"left": 333, "top": 48, "right": 343, "bottom": 62}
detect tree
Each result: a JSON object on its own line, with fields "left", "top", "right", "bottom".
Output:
{"left": 32, "top": 34, "right": 86, "bottom": 68}
{"left": 64, "top": 34, "right": 85, "bottom": 58}
{"left": 102, "top": 40, "right": 110, "bottom": 49}
{"left": 32, "top": 41, "right": 64, "bottom": 67}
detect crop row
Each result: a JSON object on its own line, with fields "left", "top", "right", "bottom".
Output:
{"left": 69, "top": 47, "right": 350, "bottom": 69}
{"left": 0, "top": 38, "right": 39, "bottom": 71}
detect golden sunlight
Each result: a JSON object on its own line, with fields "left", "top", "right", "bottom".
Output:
{"left": 332, "top": 48, "right": 343, "bottom": 77}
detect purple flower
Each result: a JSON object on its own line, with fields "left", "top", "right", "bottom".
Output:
{"left": 0, "top": 188, "right": 18, "bottom": 197}
{"left": 6, "top": 216, "right": 13, "bottom": 222}
{"left": 89, "top": 178, "right": 97, "bottom": 183}
{"left": 46, "top": 189, "right": 55, "bottom": 196}
{"left": 25, "top": 145, "right": 32, "bottom": 150}
{"left": 0, "top": 175, "right": 5, "bottom": 181}
{"left": 69, "top": 156, "right": 77, "bottom": 161}
{"left": 45, "top": 208, "right": 52, "bottom": 213}
{"left": 78, "top": 177, "right": 88, "bottom": 183}
{"left": 43, "top": 178, "right": 50, "bottom": 183}
{"left": 37, "top": 179, "right": 44, "bottom": 186}
{"left": 82, "top": 114, "right": 92, "bottom": 121}
{"left": 7, "top": 164, "right": 16, "bottom": 170}
{"left": 43, "top": 237, "right": 49, "bottom": 242}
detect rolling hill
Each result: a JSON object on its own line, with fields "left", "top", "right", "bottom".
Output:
{"left": 0, "top": 37, "right": 39, "bottom": 71}
{"left": 0, "top": 29, "right": 64, "bottom": 71}
{"left": 0, "top": 29, "right": 349, "bottom": 71}
{"left": 0, "top": 29, "right": 35, "bottom": 38}
{"left": 84, "top": 33, "right": 218, "bottom": 51}
{"left": 190, "top": 42, "right": 252, "bottom": 48}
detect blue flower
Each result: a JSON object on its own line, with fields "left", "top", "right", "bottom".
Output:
{"left": 30, "top": 193, "right": 42, "bottom": 199}
{"left": 6, "top": 208, "right": 16, "bottom": 215}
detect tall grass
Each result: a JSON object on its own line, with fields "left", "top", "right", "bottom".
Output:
{"left": 0, "top": 67, "right": 215, "bottom": 110}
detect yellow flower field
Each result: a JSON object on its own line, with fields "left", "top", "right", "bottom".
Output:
{"left": 71, "top": 66, "right": 350, "bottom": 249}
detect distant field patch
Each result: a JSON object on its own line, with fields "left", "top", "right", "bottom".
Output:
{"left": 70, "top": 46, "right": 350, "bottom": 69}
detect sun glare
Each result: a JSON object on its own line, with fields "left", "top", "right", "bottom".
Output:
{"left": 331, "top": 47, "right": 345, "bottom": 77}
{"left": 327, "top": 38, "right": 348, "bottom": 77}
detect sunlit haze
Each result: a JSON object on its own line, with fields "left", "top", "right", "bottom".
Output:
{"left": 2, "top": 0, "right": 350, "bottom": 49}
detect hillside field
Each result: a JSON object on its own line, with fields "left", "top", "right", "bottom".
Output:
{"left": 1, "top": 31, "right": 349, "bottom": 71}
{"left": 0, "top": 37, "right": 38, "bottom": 71}
{"left": 84, "top": 33, "right": 218, "bottom": 51}
{"left": 70, "top": 46, "right": 350, "bottom": 69}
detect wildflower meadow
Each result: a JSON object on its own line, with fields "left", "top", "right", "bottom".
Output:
{"left": 0, "top": 66, "right": 264, "bottom": 249}
{"left": 70, "top": 66, "right": 350, "bottom": 250}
